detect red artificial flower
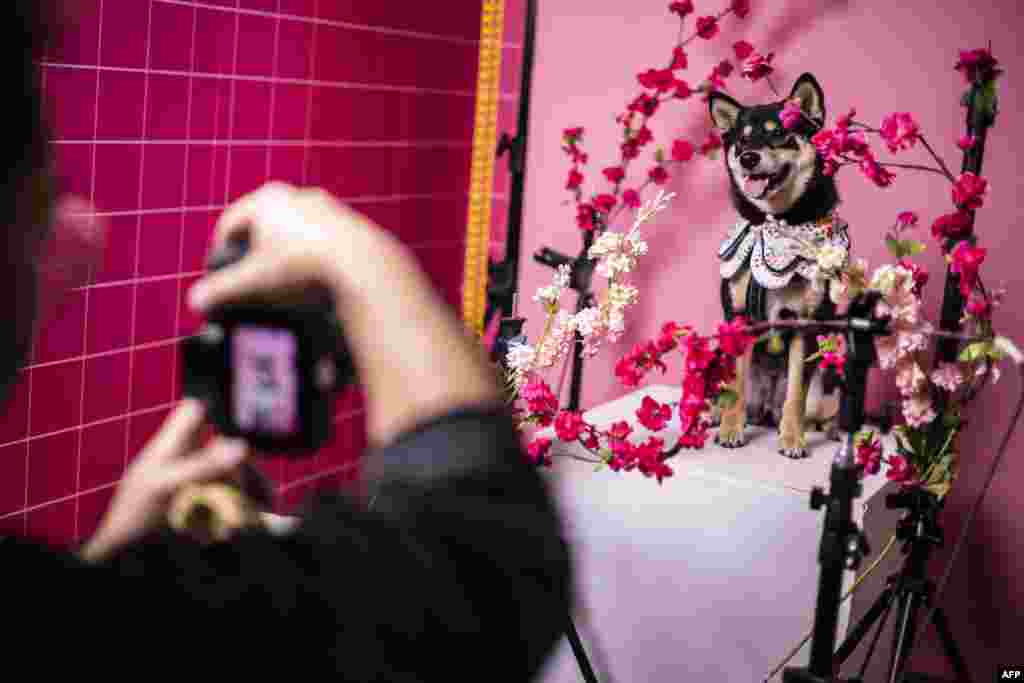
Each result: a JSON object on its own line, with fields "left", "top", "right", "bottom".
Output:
{"left": 823, "top": 159, "right": 838, "bottom": 176}
{"left": 615, "top": 354, "right": 644, "bottom": 387}
{"left": 741, "top": 52, "right": 774, "bottom": 82}
{"left": 603, "top": 166, "right": 626, "bottom": 183}
{"left": 621, "top": 140, "right": 641, "bottom": 160}
{"left": 860, "top": 157, "right": 895, "bottom": 188}
{"left": 638, "top": 68, "right": 677, "bottom": 93}
{"left": 637, "top": 396, "right": 673, "bottom": 431}
{"left": 576, "top": 203, "right": 596, "bottom": 231}
{"left": 716, "top": 60, "right": 734, "bottom": 78}
{"left": 731, "top": 0, "right": 751, "bottom": 18}
{"left": 950, "top": 241, "right": 987, "bottom": 297}
{"left": 696, "top": 15, "right": 719, "bottom": 39}
{"left": 526, "top": 437, "right": 553, "bottom": 467}
{"left": 955, "top": 48, "right": 1001, "bottom": 84}
{"left": 594, "top": 193, "right": 617, "bottom": 213}
{"left": 635, "top": 437, "right": 672, "bottom": 483}
{"left": 634, "top": 126, "right": 654, "bottom": 147}
{"left": 836, "top": 108, "right": 857, "bottom": 129}
{"left": 608, "top": 420, "right": 633, "bottom": 440}
{"left": 885, "top": 455, "right": 916, "bottom": 483}
{"left": 674, "top": 80, "right": 693, "bottom": 99}
{"left": 930, "top": 211, "right": 973, "bottom": 242}
{"left": 965, "top": 291, "right": 992, "bottom": 320}
{"left": 649, "top": 165, "right": 670, "bottom": 185}
{"left": 717, "top": 317, "right": 753, "bottom": 357}
{"left": 952, "top": 172, "right": 989, "bottom": 210}
{"left": 628, "top": 93, "right": 661, "bottom": 117}
{"left": 672, "top": 46, "right": 688, "bottom": 70}
{"left": 733, "top": 40, "right": 755, "bottom": 60}
{"left": 658, "top": 321, "right": 687, "bottom": 351}
{"left": 669, "top": 0, "right": 694, "bottom": 17}
{"left": 672, "top": 139, "right": 695, "bottom": 162}
{"left": 855, "top": 437, "right": 882, "bottom": 475}
{"left": 566, "top": 168, "right": 583, "bottom": 190}
{"left": 521, "top": 377, "right": 558, "bottom": 416}
{"left": 898, "top": 259, "right": 929, "bottom": 297}
{"left": 880, "top": 112, "right": 920, "bottom": 153}
{"left": 554, "top": 410, "right": 586, "bottom": 442}
{"left": 781, "top": 99, "right": 804, "bottom": 130}
{"left": 820, "top": 350, "right": 846, "bottom": 377}
{"left": 622, "top": 188, "right": 641, "bottom": 208}
{"left": 957, "top": 134, "right": 977, "bottom": 151}
{"left": 563, "top": 127, "right": 584, "bottom": 141}
{"left": 700, "top": 130, "right": 723, "bottom": 156}
{"left": 684, "top": 334, "right": 714, "bottom": 372}
{"left": 896, "top": 211, "right": 919, "bottom": 229}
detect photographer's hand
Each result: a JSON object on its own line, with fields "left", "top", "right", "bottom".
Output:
{"left": 80, "top": 400, "right": 248, "bottom": 563}
{"left": 188, "top": 183, "right": 501, "bottom": 448}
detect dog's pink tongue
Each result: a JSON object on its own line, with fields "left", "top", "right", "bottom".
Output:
{"left": 744, "top": 175, "right": 771, "bottom": 197}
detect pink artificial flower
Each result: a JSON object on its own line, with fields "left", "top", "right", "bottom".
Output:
{"left": 856, "top": 436, "right": 883, "bottom": 475}
{"left": 957, "top": 134, "right": 977, "bottom": 151}
{"left": 582, "top": 432, "right": 600, "bottom": 450}
{"left": 930, "top": 211, "right": 973, "bottom": 242}
{"left": 952, "top": 172, "right": 989, "bottom": 210}
{"left": 669, "top": 0, "right": 694, "bottom": 18}
{"left": 880, "top": 112, "right": 919, "bottom": 152}
{"left": 931, "top": 362, "right": 964, "bottom": 393}
{"left": 603, "top": 166, "right": 625, "bottom": 183}
{"left": 554, "top": 410, "right": 586, "bottom": 442}
{"left": 731, "top": 0, "right": 751, "bottom": 18}
{"left": 896, "top": 211, "right": 919, "bottom": 229}
{"left": 733, "top": 41, "right": 755, "bottom": 60}
{"left": 902, "top": 393, "right": 937, "bottom": 429}
{"left": 674, "top": 79, "right": 693, "bottom": 99}
{"left": 696, "top": 15, "right": 719, "bottom": 39}
{"left": 811, "top": 129, "right": 840, "bottom": 157}
{"left": 950, "top": 241, "right": 987, "bottom": 297}
{"left": 576, "top": 203, "right": 596, "bottom": 231}
{"left": 741, "top": 52, "right": 775, "bottom": 82}
{"left": 885, "top": 454, "right": 916, "bottom": 483}
{"left": 566, "top": 168, "right": 583, "bottom": 190}
{"left": 622, "top": 188, "right": 641, "bottom": 208}
{"left": 955, "top": 48, "right": 1001, "bottom": 84}
{"left": 637, "top": 396, "right": 673, "bottom": 431}
{"left": 836, "top": 108, "right": 857, "bottom": 129}
{"left": 593, "top": 194, "right": 617, "bottom": 213}
{"left": 638, "top": 68, "right": 677, "bottom": 93}
{"left": 820, "top": 351, "right": 847, "bottom": 377}
{"left": 649, "top": 166, "right": 670, "bottom": 185}
{"left": 781, "top": 99, "right": 804, "bottom": 130}
{"left": 526, "top": 437, "right": 553, "bottom": 467}
{"left": 672, "top": 46, "right": 688, "bottom": 70}
{"left": 563, "top": 127, "right": 584, "bottom": 141}
{"left": 860, "top": 157, "right": 895, "bottom": 188}
{"left": 895, "top": 362, "right": 927, "bottom": 396}
{"left": 672, "top": 139, "right": 695, "bottom": 162}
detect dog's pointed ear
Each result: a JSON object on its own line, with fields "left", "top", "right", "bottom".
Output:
{"left": 789, "top": 73, "right": 825, "bottom": 125}
{"left": 709, "top": 92, "right": 743, "bottom": 134}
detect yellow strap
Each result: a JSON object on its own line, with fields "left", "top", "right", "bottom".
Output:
{"left": 462, "top": 0, "right": 505, "bottom": 336}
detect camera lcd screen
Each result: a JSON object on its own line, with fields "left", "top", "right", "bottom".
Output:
{"left": 232, "top": 325, "right": 299, "bottom": 436}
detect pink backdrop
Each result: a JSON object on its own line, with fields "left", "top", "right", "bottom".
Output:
{"left": 0, "top": 1, "right": 524, "bottom": 548}
{"left": 516, "top": 0, "right": 1022, "bottom": 676}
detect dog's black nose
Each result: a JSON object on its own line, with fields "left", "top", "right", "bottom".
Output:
{"left": 739, "top": 151, "right": 761, "bottom": 170}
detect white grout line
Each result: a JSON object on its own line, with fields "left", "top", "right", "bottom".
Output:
{"left": 300, "top": 0, "right": 319, "bottom": 184}
{"left": 54, "top": 139, "right": 476, "bottom": 148}
{"left": 41, "top": 62, "right": 521, "bottom": 101}
{"left": 265, "top": 0, "right": 282, "bottom": 180}
{"left": 122, "top": 0, "right": 156, "bottom": 471}
{"left": 153, "top": 0, "right": 524, "bottom": 50}
{"left": 222, "top": 8, "right": 241, "bottom": 203}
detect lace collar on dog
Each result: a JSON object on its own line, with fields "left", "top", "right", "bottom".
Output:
{"left": 718, "top": 212, "right": 850, "bottom": 290}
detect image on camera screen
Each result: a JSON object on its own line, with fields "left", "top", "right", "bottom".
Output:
{"left": 232, "top": 326, "right": 299, "bottom": 436}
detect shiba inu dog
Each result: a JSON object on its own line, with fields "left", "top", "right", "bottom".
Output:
{"left": 708, "top": 73, "right": 847, "bottom": 458}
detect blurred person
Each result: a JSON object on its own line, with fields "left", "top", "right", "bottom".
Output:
{"left": 2, "top": 4, "right": 571, "bottom": 679}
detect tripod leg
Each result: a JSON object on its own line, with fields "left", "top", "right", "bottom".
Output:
{"left": 887, "top": 590, "right": 923, "bottom": 683}
{"left": 855, "top": 588, "right": 897, "bottom": 682}
{"left": 930, "top": 607, "right": 972, "bottom": 683}
{"left": 565, "top": 614, "right": 600, "bottom": 683}
{"left": 835, "top": 587, "right": 894, "bottom": 664}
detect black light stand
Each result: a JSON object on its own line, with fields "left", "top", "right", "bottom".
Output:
{"left": 782, "top": 293, "right": 887, "bottom": 683}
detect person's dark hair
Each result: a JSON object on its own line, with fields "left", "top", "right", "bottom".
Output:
{"left": 0, "top": 2, "right": 53, "bottom": 402}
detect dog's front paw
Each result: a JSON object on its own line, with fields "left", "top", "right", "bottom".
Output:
{"left": 779, "top": 415, "right": 808, "bottom": 459}
{"left": 715, "top": 427, "right": 747, "bottom": 448}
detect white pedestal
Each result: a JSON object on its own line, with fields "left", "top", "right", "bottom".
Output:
{"left": 536, "top": 385, "right": 894, "bottom": 683}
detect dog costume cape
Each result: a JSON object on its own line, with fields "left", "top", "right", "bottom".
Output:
{"left": 719, "top": 212, "right": 850, "bottom": 322}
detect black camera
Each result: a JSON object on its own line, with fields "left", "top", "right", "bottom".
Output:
{"left": 181, "top": 235, "right": 356, "bottom": 455}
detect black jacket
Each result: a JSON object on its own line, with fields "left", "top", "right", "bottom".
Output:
{"left": 3, "top": 406, "right": 572, "bottom": 680}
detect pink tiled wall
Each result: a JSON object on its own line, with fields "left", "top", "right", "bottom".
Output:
{"left": 0, "top": 0, "right": 524, "bottom": 547}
